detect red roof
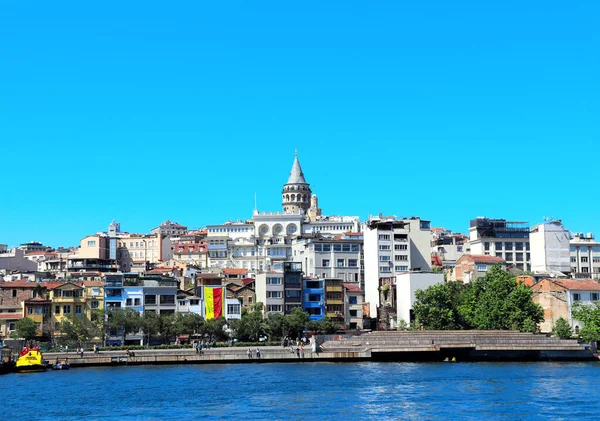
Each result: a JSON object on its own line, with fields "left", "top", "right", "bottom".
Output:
{"left": 553, "top": 279, "right": 600, "bottom": 291}
{"left": 83, "top": 281, "right": 104, "bottom": 287}
{"left": 224, "top": 268, "right": 247, "bottom": 275}
{"left": 460, "top": 254, "right": 505, "bottom": 264}
{"left": 0, "top": 281, "right": 41, "bottom": 288}
{"left": 344, "top": 283, "right": 362, "bottom": 293}
{"left": 242, "top": 278, "right": 255, "bottom": 287}
{"left": 0, "top": 314, "right": 24, "bottom": 320}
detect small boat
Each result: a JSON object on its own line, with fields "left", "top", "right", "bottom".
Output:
{"left": 52, "top": 361, "right": 70, "bottom": 370}
{"left": 0, "top": 345, "right": 15, "bottom": 375}
{"left": 15, "top": 347, "right": 47, "bottom": 373}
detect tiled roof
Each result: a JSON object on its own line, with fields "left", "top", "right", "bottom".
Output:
{"left": 553, "top": 279, "right": 600, "bottom": 291}
{"left": 343, "top": 283, "right": 362, "bottom": 293}
{"left": 0, "top": 314, "right": 24, "bottom": 320}
{"left": 242, "top": 278, "right": 255, "bottom": 287}
{"left": 83, "top": 281, "right": 104, "bottom": 287}
{"left": 224, "top": 268, "right": 247, "bottom": 275}
{"left": 460, "top": 254, "right": 505, "bottom": 263}
{"left": 0, "top": 281, "right": 41, "bottom": 288}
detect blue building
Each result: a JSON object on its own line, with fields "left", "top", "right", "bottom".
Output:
{"left": 104, "top": 273, "right": 144, "bottom": 346}
{"left": 302, "top": 278, "right": 325, "bottom": 321}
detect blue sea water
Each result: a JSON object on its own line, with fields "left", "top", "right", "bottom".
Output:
{"left": 2, "top": 362, "right": 598, "bottom": 420}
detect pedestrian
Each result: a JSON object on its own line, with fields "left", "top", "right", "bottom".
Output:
{"left": 256, "top": 348, "right": 260, "bottom": 359}
{"left": 195, "top": 342, "right": 199, "bottom": 354}
{"left": 65, "top": 345, "right": 69, "bottom": 354}
{"left": 290, "top": 344, "right": 295, "bottom": 354}
{"left": 79, "top": 347, "right": 84, "bottom": 358}
{"left": 296, "top": 346, "right": 300, "bottom": 358}
{"left": 300, "top": 345, "right": 304, "bottom": 358}
{"left": 200, "top": 339, "right": 204, "bottom": 351}
{"left": 247, "top": 348, "right": 252, "bottom": 359}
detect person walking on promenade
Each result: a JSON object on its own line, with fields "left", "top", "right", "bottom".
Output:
{"left": 247, "top": 348, "right": 252, "bottom": 359}
{"left": 79, "top": 347, "right": 84, "bottom": 358}
{"left": 256, "top": 348, "right": 261, "bottom": 359}
{"left": 300, "top": 345, "right": 304, "bottom": 359}
{"left": 296, "top": 346, "right": 300, "bottom": 358}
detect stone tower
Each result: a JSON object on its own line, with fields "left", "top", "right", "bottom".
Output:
{"left": 282, "top": 151, "right": 312, "bottom": 213}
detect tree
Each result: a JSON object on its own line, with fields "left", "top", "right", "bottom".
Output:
{"left": 413, "top": 281, "right": 465, "bottom": 330}
{"left": 457, "top": 265, "right": 543, "bottom": 331}
{"left": 203, "top": 317, "right": 228, "bottom": 342}
{"left": 107, "top": 308, "right": 142, "bottom": 336}
{"left": 157, "top": 313, "right": 177, "bottom": 344}
{"left": 58, "top": 314, "right": 101, "bottom": 346}
{"left": 173, "top": 313, "right": 205, "bottom": 337}
{"left": 12, "top": 317, "right": 39, "bottom": 340}
{"left": 572, "top": 301, "right": 600, "bottom": 342}
{"left": 552, "top": 317, "right": 573, "bottom": 339}
{"left": 311, "top": 317, "right": 339, "bottom": 334}
{"left": 284, "top": 308, "right": 309, "bottom": 339}
{"left": 266, "top": 313, "right": 286, "bottom": 340}
{"left": 142, "top": 311, "right": 160, "bottom": 346}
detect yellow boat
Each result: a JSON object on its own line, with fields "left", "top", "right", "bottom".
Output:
{"left": 15, "top": 347, "right": 47, "bottom": 373}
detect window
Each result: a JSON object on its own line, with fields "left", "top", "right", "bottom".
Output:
{"left": 322, "top": 259, "right": 330, "bottom": 267}
{"left": 55, "top": 305, "right": 61, "bottom": 314}
{"left": 27, "top": 307, "right": 33, "bottom": 315}
{"left": 126, "top": 298, "right": 132, "bottom": 306}
{"left": 573, "top": 293, "right": 581, "bottom": 301}
{"left": 476, "top": 264, "right": 487, "bottom": 272}
{"left": 591, "top": 293, "right": 599, "bottom": 301}
{"left": 342, "top": 244, "right": 351, "bottom": 252}
{"left": 351, "top": 244, "right": 360, "bottom": 252}
{"left": 582, "top": 267, "right": 589, "bottom": 273}
{"left": 75, "top": 305, "right": 82, "bottom": 315}
{"left": 63, "top": 305, "right": 71, "bottom": 314}
{"left": 395, "top": 255, "right": 408, "bottom": 261}
{"left": 322, "top": 244, "right": 331, "bottom": 252}
{"left": 267, "top": 291, "right": 282, "bottom": 299}
{"left": 267, "top": 305, "right": 282, "bottom": 312}
{"left": 571, "top": 257, "right": 577, "bottom": 263}
{"left": 581, "top": 256, "right": 589, "bottom": 263}
{"left": 160, "top": 295, "right": 175, "bottom": 305}
{"left": 348, "top": 259, "right": 358, "bottom": 267}
{"left": 496, "top": 253, "right": 503, "bottom": 258}
{"left": 12, "top": 290, "right": 17, "bottom": 297}
{"left": 515, "top": 243, "right": 524, "bottom": 251}
{"left": 308, "top": 294, "right": 321, "bottom": 302}
{"left": 395, "top": 266, "right": 408, "bottom": 271}
{"left": 378, "top": 234, "right": 391, "bottom": 241}
{"left": 505, "top": 253, "right": 513, "bottom": 261}
{"left": 134, "top": 298, "right": 141, "bottom": 306}
{"left": 379, "top": 245, "right": 391, "bottom": 251}
{"left": 516, "top": 253, "right": 524, "bottom": 262}
{"left": 484, "top": 242, "right": 490, "bottom": 251}
{"left": 145, "top": 295, "right": 157, "bottom": 305}
{"left": 380, "top": 266, "right": 391, "bottom": 273}
{"left": 350, "top": 310, "right": 358, "bottom": 317}
{"left": 9, "top": 322, "right": 15, "bottom": 331}
{"left": 267, "top": 277, "right": 282, "bottom": 285}
{"left": 394, "top": 244, "right": 407, "bottom": 251}
{"left": 87, "top": 240, "right": 97, "bottom": 247}
{"left": 333, "top": 244, "right": 342, "bottom": 252}
{"left": 593, "top": 257, "right": 600, "bottom": 263}
{"left": 349, "top": 296, "right": 358, "bottom": 305}
{"left": 306, "top": 307, "right": 321, "bottom": 316}
{"left": 379, "top": 255, "right": 391, "bottom": 261}
{"left": 314, "top": 244, "right": 323, "bottom": 252}
{"left": 227, "top": 304, "right": 241, "bottom": 315}
{"left": 337, "top": 259, "right": 345, "bottom": 267}
{"left": 505, "top": 242, "right": 513, "bottom": 251}
{"left": 286, "top": 290, "right": 301, "bottom": 298}
{"left": 495, "top": 242, "right": 503, "bottom": 250}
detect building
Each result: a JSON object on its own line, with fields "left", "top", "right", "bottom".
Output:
{"left": 116, "top": 233, "right": 173, "bottom": 273}
{"left": 0, "top": 246, "right": 38, "bottom": 273}
{"left": 18, "top": 241, "right": 48, "bottom": 253}
{"left": 468, "top": 217, "right": 531, "bottom": 271}
{"left": 431, "top": 228, "right": 467, "bottom": 268}
{"left": 0, "top": 281, "right": 47, "bottom": 339}
{"left": 531, "top": 278, "right": 600, "bottom": 333}
{"left": 68, "top": 234, "right": 118, "bottom": 274}
{"left": 453, "top": 254, "right": 506, "bottom": 283}
{"left": 530, "top": 220, "right": 571, "bottom": 275}
{"left": 282, "top": 151, "right": 312, "bottom": 214}
{"left": 283, "top": 262, "right": 303, "bottom": 314}
{"left": 363, "top": 216, "right": 411, "bottom": 317}
{"left": 303, "top": 278, "right": 325, "bottom": 321}
{"left": 141, "top": 276, "right": 178, "bottom": 315}
{"left": 325, "top": 278, "right": 344, "bottom": 327}
{"left": 226, "top": 278, "right": 255, "bottom": 309}
{"left": 395, "top": 272, "right": 444, "bottom": 325}
{"left": 255, "top": 272, "right": 283, "bottom": 315}
{"left": 292, "top": 234, "right": 363, "bottom": 286}
{"left": 151, "top": 220, "right": 188, "bottom": 237}
{"left": 344, "top": 283, "right": 363, "bottom": 330}
{"left": 570, "top": 233, "right": 600, "bottom": 280}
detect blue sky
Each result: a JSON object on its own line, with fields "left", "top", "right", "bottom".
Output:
{"left": 1, "top": 1, "right": 598, "bottom": 247}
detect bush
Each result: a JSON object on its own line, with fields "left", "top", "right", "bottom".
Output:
{"left": 552, "top": 317, "right": 573, "bottom": 339}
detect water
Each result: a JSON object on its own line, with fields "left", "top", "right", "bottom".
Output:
{"left": 2, "top": 362, "right": 598, "bottom": 420}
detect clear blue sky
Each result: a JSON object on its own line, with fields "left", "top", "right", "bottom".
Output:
{"left": 1, "top": 1, "right": 598, "bottom": 248}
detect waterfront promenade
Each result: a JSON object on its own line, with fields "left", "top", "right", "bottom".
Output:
{"left": 42, "top": 331, "right": 595, "bottom": 368}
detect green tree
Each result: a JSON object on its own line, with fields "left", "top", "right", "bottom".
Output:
{"left": 313, "top": 317, "right": 340, "bottom": 334}
{"left": 173, "top": 313, "right": 205, "bottom": 336}
{"left": 552, "top": 317, "right": 573, "bottom": 339}
{"left": 284, "top": 308, "right": 310, "bottom": 339}
{"left": 413, "top": 281, "right": 465, "bottom": 330}
{"left": 458, "top": 265, "right": 543, "bottom": 331}
{"left": 58, "top": 313, "right": 101, "bottom": 346}
{"left": 142, "top": 311, "right": 160, "bottom": 346}
{"left": 107, "top": 308, "right": 142, "bottom": 335}
{"left": 572, "top": 301, "right": 600, "bottom": 342}
{"left": 266, "top": 313, "right": 286, "bottom": 340}
{"left": 203, "top": 317, "right": 228, "bottom": 342}
{"left": 157, "top": 313, "right": 177, "bottom": 343}
{"left": 12, "top": 317, "right": 39, "bottom": 340}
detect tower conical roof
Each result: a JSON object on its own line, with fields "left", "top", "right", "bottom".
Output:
{"left": 286, "top": 152, "right": 307, "bottom": 184}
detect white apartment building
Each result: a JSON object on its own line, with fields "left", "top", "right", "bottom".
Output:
{"left": 468, "top": 217, "right": 531, "bottom": 271}
{"left": 530, "top": 220, "right": 571, "bottom": 275}
{"left": 255, "top": 272, "right": 285, "bottom": 315}
{"left": 570, "top": 233, "right": 600, "bottom": 280}
{"left": 395, "top": 272, "right": 445, "bottom": 325}
{"left": 363, "top": 216, "right": 411, "bottom": 317}
{"left": 292, "top": 235, "right": 363, "bottom": 286}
